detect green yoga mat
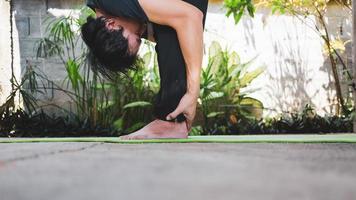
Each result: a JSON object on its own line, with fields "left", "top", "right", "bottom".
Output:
{"left": 0, "top": 134, "right": 355, "bottom": 144}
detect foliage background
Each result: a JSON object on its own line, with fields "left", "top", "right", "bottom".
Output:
{"left": 0, "top": 0, "right": 354, "bottom": 136}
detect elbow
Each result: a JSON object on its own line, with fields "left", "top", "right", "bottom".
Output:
{"left": 171, "top": 7, "right": 203, "bottom": 30}
{"left": 188, "top": 8, "right": 203, "bottom": 24}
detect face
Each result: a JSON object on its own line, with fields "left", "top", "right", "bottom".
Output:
{"left": 105, "top": 17, "right": 145, "bottom": 55}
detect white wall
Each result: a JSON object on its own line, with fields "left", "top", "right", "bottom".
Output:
{"left": 200, "top": 3, "right": 352, "bottom": 117}
{"left": 0, "top": 0, "right": 21, "bottom": 106}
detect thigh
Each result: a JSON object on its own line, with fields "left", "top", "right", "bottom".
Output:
{"left": 152, "top": 24, "right": 187, "bottom": 122}
{"left": 153, "top": 24, "right": 186, "bottom": 85}
{"left": 151, "top": 0, "right": 208, "bottom": 122}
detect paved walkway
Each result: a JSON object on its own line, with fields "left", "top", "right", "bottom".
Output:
{"left": 1, "top": 143, "right": 356, "bottom": 200}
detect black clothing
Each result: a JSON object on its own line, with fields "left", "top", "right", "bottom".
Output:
{"left": 86, "top": 0, "right": 209, "bottom": 123}
{"left": 87, "top": 0, "right": 149, "bottom": 22}
{"left": 152, "top": 0, "right": 208, "bottom": 122}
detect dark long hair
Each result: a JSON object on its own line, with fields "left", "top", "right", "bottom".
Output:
{"left": 81, "top": 16, "right": 138, "bottom": 81}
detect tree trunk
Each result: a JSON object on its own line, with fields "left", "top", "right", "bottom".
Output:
{"left": 316, "top": 10, "right": 346, "bottom": 116}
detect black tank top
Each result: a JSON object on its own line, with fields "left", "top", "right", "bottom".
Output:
{"left": 86, "top": 0, "right": 149, "bottom": 22}
{"left": 87, "top": 0, "right": 208, "bottom": 39}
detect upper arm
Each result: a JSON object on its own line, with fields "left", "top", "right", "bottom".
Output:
{"left": 138, "top": 0, "right": 203, "bottom": 29}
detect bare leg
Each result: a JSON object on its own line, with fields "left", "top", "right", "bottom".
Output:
{"left": 119, "top": 119, "right": 188, "bottom": 140}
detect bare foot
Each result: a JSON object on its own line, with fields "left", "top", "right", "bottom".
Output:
{"left": 119, "top": 119, "right": 188, "bottom": 140}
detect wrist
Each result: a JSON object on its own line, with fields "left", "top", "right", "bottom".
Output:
{"left": 186, "top": 67, "right": 201, "bottom": 97}
{"left": 187, "top": 86, "right": 200, "bottom": 98}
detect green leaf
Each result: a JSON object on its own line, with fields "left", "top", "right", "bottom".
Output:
{"left": 247, "top": 4, "right": 255, "bottom": 17}
{"left": 271, "top": 6, "right": 278, "bottom": 14}
{"left": 189, "top": 126, "right": 203, "bottom": 136}
{"left": 204, "top": 91, "right": 224, "bottom": 101}
{"left": 240, "top": 97, "right": 264, "bottom": 119}
{"left": 142, "top": 52, "right": 152, "bottom": 67}
{"left": 240, "top": 97, "right": 263, "bottom": 108}
{"left": 207, "top": 112, "right": 225, "bottom": 118}
{"left": 210, "top": 54, "right": 224, "bottom": 76}
{"left": 233, "top": 9, "right": 244, "bottom": 24}
{"left": 228, "top": 52, "right": 241, "bottom": 67}
{"left": 123, "top": 101, "right": 152, "bottom": 109}
{"left": 113, "top": 117, "right": 124, "bottom": 131}
{"left": 209, "top": 41, "right": 222, "bottom": 57}
{"left": 226, "top": 10, "right": 232, "bottom": 17}
{"left": 65, "top": 59, "right": 83, "bottom": 90}
{"left": 125, "top": 122, "right": 146, "bottom": 133}
{"left": 98, "top": 101, "right": 114, "bottom": 110}
{"left": 239, "top": 67, "right": 265, "bottom": 88}
{"left": 95, "top": 83, "right": 112, "bottom": 90}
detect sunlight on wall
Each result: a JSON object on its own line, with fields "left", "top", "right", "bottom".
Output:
{"left": 47, "top": 8, "right": 81, "bottom": 31}
{"left": 201, "top": 3, "right": 350, "bottom": 117}
{"left": 0, "top": 1, "right": 21, "bottom": 107}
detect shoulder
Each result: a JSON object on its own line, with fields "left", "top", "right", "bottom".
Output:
{"left": 86, "top": 0, "right": 97, "bottom": 11}
{"left": 88, "top": 0, "right": 149, "bottom": 22}
{"left": 137, "top": 0, "right": 203, "bottom": 28}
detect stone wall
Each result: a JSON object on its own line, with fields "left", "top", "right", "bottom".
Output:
{"left": 8, "top": 0, "right": 84, "bottom": 114}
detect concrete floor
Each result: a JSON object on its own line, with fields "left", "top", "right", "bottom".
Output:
{"left": 0, "top": 143, "right": 356, "bottom": 200}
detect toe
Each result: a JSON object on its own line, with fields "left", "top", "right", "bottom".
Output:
{"left": 132, "top": 135, "right": 148, "bottom": 140}
{"left": 119, "top": 135, "right": 128, "bottom": 140}
{"left": 130, "top": 135, "right": 140, "bottom": 140}
{"left": 125, "top": 135, "right": 136, "bottom": 140}
{"left": 130, "top": 136, "right": 138, "bottom": 140}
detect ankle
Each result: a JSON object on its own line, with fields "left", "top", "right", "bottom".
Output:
{"left": 155, "top": 119, "right": 186, "bottom": 129}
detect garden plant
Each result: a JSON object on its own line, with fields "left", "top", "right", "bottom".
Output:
{"left": 0, "top": 2, "right": 354, "bottom": 137}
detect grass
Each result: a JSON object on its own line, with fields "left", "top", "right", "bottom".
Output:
{"left": 0, "top": 134, "right": 355, "bottom": 144}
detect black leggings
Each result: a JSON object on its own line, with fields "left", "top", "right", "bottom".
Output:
{"left": 152, "top": 0, "right": 208, "bottom": 123}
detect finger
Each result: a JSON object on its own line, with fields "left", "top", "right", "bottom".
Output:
{"left": 186, "top": 118, "right": 192, "bottom": 132}
{"left": 166, "top": 107, "right": 183, "bottom": 121}
{"left": 183, "top": 113, "right": 192, "bottom": 131}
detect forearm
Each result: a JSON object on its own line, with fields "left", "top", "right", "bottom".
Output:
{"left": 175, "top": 14, "right": 203, "bottom": 98}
